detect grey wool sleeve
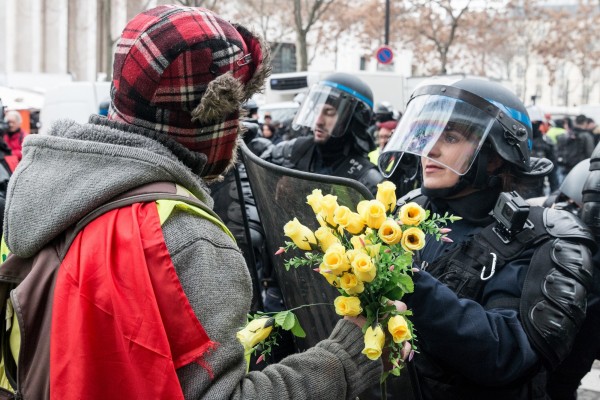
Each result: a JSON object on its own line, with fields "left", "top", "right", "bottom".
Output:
{"left": 162, "top": 210, "right": 382, "bottom": 399}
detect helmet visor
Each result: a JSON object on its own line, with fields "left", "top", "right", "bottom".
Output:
{"left": 292, "top": 84, "right": 357, "bottom": 138}
{"left": 379, "top": 94, "right": 496, "bottom": 178}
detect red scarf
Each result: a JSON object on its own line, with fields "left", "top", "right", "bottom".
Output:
{"left": 50, "top": 202, "right": 217, "bottom": 399}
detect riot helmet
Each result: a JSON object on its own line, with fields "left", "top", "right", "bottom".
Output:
{"left": 379, "top": 78, "right": 534, "bottom": 196}
{"left": 242, "top": 98, "right": 259, "bottom": 117}
{"left": 374, "top": 101, "right": 395, "bottom": 123}
{"left": 292, "top": 72, "right": 374, "bottom": 141}
{"left": 560, "top": 158, "right": 589, "bottom": 207}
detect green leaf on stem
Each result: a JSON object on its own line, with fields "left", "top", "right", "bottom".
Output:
{"left": 380, "top": 370, "right": 390, "bottom": 384}
{"left": 290, "top": 316, "right": 307, "bottom": 338}
{"left": 275, "top": 311, "right": 296, "bottom": 330}
{"left": 396, "top": 274, "right": 414, "bottom": 293}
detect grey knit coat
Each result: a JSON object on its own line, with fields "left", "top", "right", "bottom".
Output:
{"left": 2, "top": 115, "right": 381, "bottom": 399}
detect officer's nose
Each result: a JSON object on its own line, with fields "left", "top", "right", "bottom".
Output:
{"left": 428, "top": 138, "right": 442, "bottom": 158}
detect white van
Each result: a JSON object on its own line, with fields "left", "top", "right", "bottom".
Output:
{"left": 265, "top": 71, "right": 406, "bottom": 111}
{"left": 258, "top": 101, "right": 300, "bottom": 124}
{"left": 40, "top": 82, "right": 111, "bottom": 134}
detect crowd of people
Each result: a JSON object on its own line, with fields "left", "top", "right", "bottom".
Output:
{"left": 0, "top": 4, "right": 598, "bottom": 400}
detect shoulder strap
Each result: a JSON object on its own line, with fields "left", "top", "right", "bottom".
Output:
{"left": 397, "top": 188, "right": 427, "bottom": 207}
{"left": 60, "top": 182, "right": 224, "bottom": 259}
{"left": 332, "top": 154, "right": 377, "bottom": 181}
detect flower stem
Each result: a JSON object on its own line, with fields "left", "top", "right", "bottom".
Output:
{"left": 287, "top": 303, "right": 333, "bottom": 312}
{"left": 257, "top": 303, "right": 333, "bottom": 315}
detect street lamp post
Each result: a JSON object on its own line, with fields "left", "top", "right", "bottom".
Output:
{"left": 385, "top": 0, "right": 390, "bottom": 45}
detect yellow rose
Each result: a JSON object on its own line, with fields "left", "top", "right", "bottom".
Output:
{"left": 334, "top": 295, "right": 362, "bottom": 316}
{"left": 350, "top": 235, "right": 367, "bottom": 249}
{"left": 352, "top": 252, "right": 376, "bottom": 282}
{"left": 357, "top": 200, "right": 369, "bottom": 216}
{"left": 333, "top": 206, "right": 352, "bottom": 228}
{"left": 358, "top": 200, "right": 387, "bottom": 230}
{"left": 340, "top": 272, "right": 365, "bottom": 295}
{"left": 345, "top": 248, "right": 365, "bottom": 264}
{"left": 398, "top": 202, "right": 427, "bottom": 226}
{"left": 319, "top": 195, "right": 339, "bottom": 227}
{"left": 378, "top": 219, "right": 403, "bottom": 245}
{"left": 315, "top": 226, "right": 341, "bottom": 252}
{"left": 322, "top": 244, "right": 350, "bottom": 276}
{"left": 236, "top": 317, "right": 274, "bottom": 351}
{"left": 306, "top": 189, "right": 324, "bottom": 214}
{"left": 376, "top": 181, "right": 397, "bottom": 213}
{"left": 316, "top": 214, "right": 327, "bottom": 228}
{"left": 345, "top": 212, "right": 366, "bottom": 235}
{"left": 362, "top": 325, "right": 385, "bottom": 360}
{"left": 320, "top": 269, "right": 340, "bottom": 287}
{"left": 283, "top": 218, "right": 317, "bottom": 251}
{"left": 401, "top": 227, "right": 426, "bottom": 252}
{"left": 365, "top": 243, "right": 381, "bottom": 258}
{"left": 387, "top": 315, "right": 412, "bottom": 343}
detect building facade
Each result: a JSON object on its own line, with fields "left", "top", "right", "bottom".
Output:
{"left": 1, "top": 0, "right": 598, "bottom": 113}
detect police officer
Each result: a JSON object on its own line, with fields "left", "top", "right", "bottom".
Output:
{"left": 543, "top": 158, "right": 600, "bottom": 399}
{"left": 380, "top": 78, "right": 595, "bottom": 399}
{"left": 268, "top": 72, "right": 384, "bottom": 195}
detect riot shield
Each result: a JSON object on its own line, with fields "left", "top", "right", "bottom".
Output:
{"left": 240, "top": 141, "right": 419, "bottom": 400}
{"left": 240, "top": 140, "right": 373, "bottom": 350}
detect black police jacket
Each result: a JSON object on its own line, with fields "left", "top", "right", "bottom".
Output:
{"left": 269, "top": 136, "right": 383, "bottom": 195}
{"left": 400, "top": 189, "right": 594, "bottom": 400}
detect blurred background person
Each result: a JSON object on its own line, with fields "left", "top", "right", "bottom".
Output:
{"left": 369, "top": 119, "right": 397, "bottom": 165}
{"left": 4, "top": 110, "right": 26, "bottom": 161}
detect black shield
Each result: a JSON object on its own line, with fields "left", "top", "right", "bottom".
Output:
{"left": 240, "top": 141, "right": 420, "bottom": 400}
{"left": 241, "top": 140, "right": 373, "bottom": 350}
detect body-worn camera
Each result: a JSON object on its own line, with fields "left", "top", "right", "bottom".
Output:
{"left": 492, "top": 191, "right": 530, "bottom": 243}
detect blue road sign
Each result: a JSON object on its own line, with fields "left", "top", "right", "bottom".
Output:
{"left": 376, "top": 45, "right": 394, "bottom": 65}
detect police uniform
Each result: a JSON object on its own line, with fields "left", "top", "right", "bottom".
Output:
{"left": 380, "top": 78, "right": 595, "bottom": 399}
{"left": 269, "top": 134, "right": 383, "bottom": 195}
{"left": 400, "top": 188, "right": 594, "bottom": 399}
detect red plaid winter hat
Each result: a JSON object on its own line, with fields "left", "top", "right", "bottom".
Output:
{"left": 108, "top": 5, "right": 270, "bottom": 179}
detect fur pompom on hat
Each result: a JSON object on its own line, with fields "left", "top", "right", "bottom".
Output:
{"left": 108, "top": 5, "right": 271, "bottom": 179}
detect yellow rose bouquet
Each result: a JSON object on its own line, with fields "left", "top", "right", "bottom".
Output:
{"left": 237, "top": 181, "right": 460, "bottom": 382}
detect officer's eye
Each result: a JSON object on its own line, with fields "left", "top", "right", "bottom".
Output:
{"left": 442, "top": 131, "right": 461, "bottom": 144}
{"left": 322, "top": 107, "right": 337, "bottom": 117}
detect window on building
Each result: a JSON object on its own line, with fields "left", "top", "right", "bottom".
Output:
{"left": 360, "top": 56, "right": 367, "bottom": 71}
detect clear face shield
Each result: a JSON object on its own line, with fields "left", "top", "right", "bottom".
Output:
{"left": 292, "top": 83, "right": 359, "bottom": 139}
{"left": 379, "top": 93, "right": 498, "bottom": 178}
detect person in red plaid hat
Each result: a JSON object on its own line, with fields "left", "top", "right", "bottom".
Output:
{"left": 0, "top": 5, "right": 403, "bottom": 399}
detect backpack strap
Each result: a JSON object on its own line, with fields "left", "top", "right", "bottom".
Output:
{"left": 59, "top": 182, "right": 227, "bottom": 259}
